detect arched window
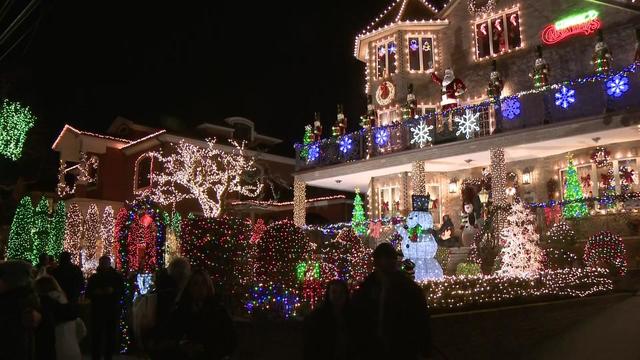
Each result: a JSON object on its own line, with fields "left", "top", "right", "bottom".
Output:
{"left": 134, "top": 154, "right": 154, "bottom": 192}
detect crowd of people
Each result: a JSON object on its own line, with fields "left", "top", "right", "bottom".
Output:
{"left": 0, "top": 242, "right": 432, "bottom": 360}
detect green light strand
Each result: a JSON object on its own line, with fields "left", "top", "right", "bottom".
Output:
{"left": 562, "top": 159, "right": 588, "bottom": 218}
{"left": 31, "top": 197, "right": 50, "bottom": 264}
{"left": 48, "top": 201, "right": 66, "bottom": 259}
{"left": 351, "top": 190, "right": 367, "bottom": 235}
{"left": 0, "top": 99, "right": 37, "bottom": 161}
{"left": 7, "top": 197, "right": 34, "bottom": 261}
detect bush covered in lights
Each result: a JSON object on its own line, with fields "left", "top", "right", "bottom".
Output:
{"left": 584, "top": 231, "right": 627, "bottom": 276}
{"left": 421, "top": 268, "right": 613, "bottom": 312}
{"left": 455, "top": 262, "right": 481, "bottom": 276}
{"left": 541, "top": 248, "right": 578, "bottom": 271}
{"left": 544, "top": 221, "right": 577, "bottom": 246}
{"left": 320, "top": 228, "right": 372, "bottom": 286}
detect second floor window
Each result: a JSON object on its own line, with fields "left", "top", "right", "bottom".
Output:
{"left": 475, "top": 9, "right": 522, "bottom": 59}
{"left": 408, "top": 36, "right": 434, "bottom": 72}
{"left": 135, "top": 154, "right": 154, "bottom": 191}
{"left": 376, "top": 39, "right": 397, "bottom": 78}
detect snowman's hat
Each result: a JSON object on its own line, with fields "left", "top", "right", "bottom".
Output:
{"left": 412, "top": 194, "right": 430, "bottom": 212}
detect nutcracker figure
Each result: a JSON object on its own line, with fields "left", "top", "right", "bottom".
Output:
{"left": 332, "top": 104, "right": 347, "bottom": 137}
{"left": 486, "top": 60, "right": 504, "bottom": 105}
{"left": 313, "top": 112, "right": 322, "bottom": 142}
{"left": 360, "top": 95, "right": 375, "bottom": 128}
{"left": 529, "top": 45, "right": 550, "bottom": 88}
{"left": 591, "top": 30, "right": 612, "bottom": 73}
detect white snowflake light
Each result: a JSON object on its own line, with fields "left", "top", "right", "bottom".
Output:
{"left": 410, "top": 120, "right": 433, "bottom": 148}
{"left": 455, "top": 110, "right": 480, "bottom": 140}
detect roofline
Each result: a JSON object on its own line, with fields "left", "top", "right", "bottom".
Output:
{"left": 52, "top": 124, "right": 132, "bottom": 150}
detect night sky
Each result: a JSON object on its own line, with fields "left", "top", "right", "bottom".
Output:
{"left": 1, "top": 0, "right": 402, "bottom": 161}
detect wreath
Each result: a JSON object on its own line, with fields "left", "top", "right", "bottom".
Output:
{"left": 590, "top": 146, "right": 611, "bottom": 168}
{"left": 376, "top": 81, "right": 396, "bottom": 106}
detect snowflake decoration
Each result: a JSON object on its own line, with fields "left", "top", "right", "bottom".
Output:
{"left": 339, "top": 136, "right": 353, "bottom": 154}
{"left": 606, "top": 75, "right": 629, "bottom": 98}
{"left": 308, "top": 144, "right": 320, "bottom": 162}
{"left": 555, "top": 86, "right": 576, "bottom": 109}
{"left": 410, "top": 120, "right": 433, "bottom": 148}
{"left": 409, "top": 39, "right": 419, "bottom": 51}
{"left": 501, "top": 97, "right": 521, "bottom": 120}
{"left": 388, "top": 43, "right": 397, "bottom": 54}
{"left": 375, "top": 128, "right": 390, "bottom": 147}
{"left": 378, "top": 46, "right": 386, "bottom": 57}
{"left": 454, "top": 110, "right": 480, "bottom": 140}
{"left": 423, "top": 42, "right": 431, "bottom": 52}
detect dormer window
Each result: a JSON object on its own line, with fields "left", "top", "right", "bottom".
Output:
{"left": 375, "top": 38, "right": 397, "bottom": 78}
{"left": 407, "top": 35, "right": 435, "bottom": 72}
{"left": 474, "top": 7, "right": 522, "bottom": 60}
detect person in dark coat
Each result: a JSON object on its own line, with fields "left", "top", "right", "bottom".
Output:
{"left": 351, "top": 243, "right": 432, "bottom": 360}
{"left": 304, "top": 279, "right": 356, "bottom": 360}
{"left": 50, "top": 251, "right": 84, "bottom": 304}
{"left": 170, "top": 269, "right": 236, "bottom": 360}
{"left": 0, "top": 260, "right": 41, "bottom": 360}
{"left": 86, "top": 256, "right": 125, "bottom": 360}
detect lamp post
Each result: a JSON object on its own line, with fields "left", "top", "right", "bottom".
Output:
{"left": 478, "top": 188, "right": 489, "bottom": 221}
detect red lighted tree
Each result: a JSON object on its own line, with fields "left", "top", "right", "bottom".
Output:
{"left": 584, "top": 231, "right": 627, "bottom": 276}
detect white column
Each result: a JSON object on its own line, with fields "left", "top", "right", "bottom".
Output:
{"left": 293, "top": 177, "right": 306, "bottom": 227}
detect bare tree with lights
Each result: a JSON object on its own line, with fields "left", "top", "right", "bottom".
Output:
{"left": 147, "top": 139, "right": 263, "bottom": 218}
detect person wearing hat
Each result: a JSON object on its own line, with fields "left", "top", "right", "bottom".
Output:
{"left": 351, "top": 243, "right": 432, "bottom": 360}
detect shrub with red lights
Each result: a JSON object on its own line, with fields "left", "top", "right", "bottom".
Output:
{"left": 255, "top": 219, "right": 311, "bottom": 289}
{"left": 321, "top": 228, "right": 373, "bottom": 286}
{"left": 180, "top": 216, "right": 252, "bottom": 294}
{"left": 584, "top": 231, "right": 627, "bottom": 276}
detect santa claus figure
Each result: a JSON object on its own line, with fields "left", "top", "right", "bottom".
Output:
{"left": 486, "top": 60, "right": 503, "bottom": 105}
{"left": 332, "top": 104, "right": 347, "bottom": 137}
{"left": 313, "top": 113, "right": 322, "bottom": 142}
{"left": 530, "top": 45, "right": 550, "bottom": 88}
{"left": 591, "top": 30, "right": 612, "bottom": 73}
{"left": 431, "top": 68, "right": 467, "bottom": 111}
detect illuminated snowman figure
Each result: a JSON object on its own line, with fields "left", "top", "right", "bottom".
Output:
{"left": 395, "top": 195, "right": 443, "bottom": 281}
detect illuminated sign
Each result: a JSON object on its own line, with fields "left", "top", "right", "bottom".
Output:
{"left": 541, "top": 10, "right": 601, "bottom": 45}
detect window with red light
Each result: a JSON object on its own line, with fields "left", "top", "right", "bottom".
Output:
{"left": 474, "top": 9, "right": 522, "bottom": 59}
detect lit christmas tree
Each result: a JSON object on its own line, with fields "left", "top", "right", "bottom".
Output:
{"left": 300, "top": 125, "right": 313, "bottom": 160}
{"left": 100, "top": 206, "right": 115, "bottom": 257}
{"left": 84, "top": 204, "right": 100, "bottom": 261}
{"left": 562, "top": 156, "right": 588, "bottom": 218}
{"left": 64, "top": 203, "right": 84, "bottom": 264}
{"left": 499, "top": 202, "right": 543, "bottom": 277}
{"left": 31, "top": 197, "right": 51, "bottom": 264}
{"left": 48, "top": 201, "right": 66, "bottom": 258}
{"left": 0, "top": 99, "right": 37, "bottom": 161}
{"left": 351, "top": 188, "right": 367, "bottom": 235}
{"left": 7, "top": 196, "right": 34, "bottom": 261}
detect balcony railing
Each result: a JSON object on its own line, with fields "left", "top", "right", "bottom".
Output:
{"left": 295, "top": 63, "right": 640, "bottom": 170}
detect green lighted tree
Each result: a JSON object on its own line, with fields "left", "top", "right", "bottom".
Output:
{"left": 7, "top": 197, "right": 34, "bottom": 261}
{"left": 563, "top": 157, "right": 588, "bottom": 218}
{"left": 300, "top": 124, "right": 313, "bottom": 159}
{"left": 351, "top": 188, "right": 367, "bottom": 235}
{"left": 48, "top": 201, "right": 66, "bottom": 258}
{"left": 0, "top": 99, "right": 37, "bottom": 161}
{"left": 31, "top": 198, "right": 51, "bottom": 264}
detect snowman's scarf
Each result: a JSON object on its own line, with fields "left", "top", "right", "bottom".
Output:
{"left": 408, "top": 224, "right": 423, "bottom": 242}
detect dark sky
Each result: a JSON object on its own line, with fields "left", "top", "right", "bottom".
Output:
{"left": 2, "top": 0, "right": 399, "bottom": 158}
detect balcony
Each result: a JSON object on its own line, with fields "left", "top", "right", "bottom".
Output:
{"left": 295, "top": 63, "right": 640, "bottom": 171}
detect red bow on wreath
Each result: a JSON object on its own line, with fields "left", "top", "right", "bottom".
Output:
{"left": 544, "top": 205, "right": 562, "bottom": 226}
{"left": 600, "top": 172, "right": 614, "bottom": 187}
{"left": 619, "top": 166, "right": 636, "bottom": 185}
{"left": 382, "top": 201, "right": 389, "bottom": 212}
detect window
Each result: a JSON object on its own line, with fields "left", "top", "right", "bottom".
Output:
{"left": 474, "top": 8, "right": 522, "bottom": 59}
{"left": 417, "top": 104, "right": 437, "bottom": 116}
{"left": 408, "top": 36, "right": 435, "bottom": 72}
{"left": 379, "top": 185, "right": 401, "bottom": 218}
{"left": 376, "top": 38, "right": 397, "bottom": 78}
{"left": 426, "top": 184, "right": 441, "bottom": 226}
{"left": 135, "top": 154, "right": 154, "bottom": 191}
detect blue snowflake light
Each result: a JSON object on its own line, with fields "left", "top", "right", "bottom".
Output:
{"left": 606, "top": 75, "right": 629, "bottom": 98}
{"left": 555, "top": 86, "right": 576, "bottom": 109}
{"left": 501, "top": 97, "right": 521, "bottom": 120}
{"left": 409, "top": 39, "right": 419, "bottom": 51}
{"left": 308, "top": 144, "right": 320, "bottom": 162}
{"left": 375, "top": 128, "right": 390, "bottom": 147}
{"left": 339, "top": 136, "right": 353, "bottom": 154}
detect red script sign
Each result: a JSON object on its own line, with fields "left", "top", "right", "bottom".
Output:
{"left": 541, "top": 19, "right": 601, "bottom": 45}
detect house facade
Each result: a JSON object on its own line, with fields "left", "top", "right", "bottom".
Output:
{"left": 293, "top": 0, "right": 640, "bottom": 241}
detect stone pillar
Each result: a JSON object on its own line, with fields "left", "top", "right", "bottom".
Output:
{"left": 293, "top": 177, "right": 306, "bottom": 227}
{"left": 490, "top": 148, "right": 507, "bottom": 237}
{"left": 411, "top": 161, "right": 426, "bottom": 195}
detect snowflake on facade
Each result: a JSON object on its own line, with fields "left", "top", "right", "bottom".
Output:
{"left": 501, "top": 97, "right": 521, "bottom": 120}
{"left": 308, "top": 144, "right": 320, "bottom": 162}
{"left": 555, "top": 86, "right": 576, "bottom": 109}
{"left": 454, "top": 109, "right": 480, "bottom": 140}
{"left": 375, "top": 128, "right": 390, "bottom": 147}
{"left": 339, "top": 136, "right": 353, "bottom": 154}
{"left": 606, "top": 74, "right": 629, "bottom": 98}
{"left": 410, "top": 120, "right": 433, "bottom": 148}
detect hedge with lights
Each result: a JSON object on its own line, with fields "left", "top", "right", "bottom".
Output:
{"left": 48, "top": 201, "right": 66, "bottom": 259}
{"left": 541, "top": 248, "right": 578, "bottom": 271}
{"left": 0, "top": 99, "right": 37, "bottom": 161}
{"left": 31, "top": 197, "right": 50, "bottom": 264}
{"left": 7, "top": 196, "right": 34, "bottom": 261}
{"left": 455, "top": 262, "right": 481, "bottom": 276}
{"left": 544, "top": 221, "right": 576, "bottom": 246}
{"left": 320, "top": 228, "right": 372, "bottom": 286}
{"left": 584, "top": 231, "right": 627, "bottom": 276}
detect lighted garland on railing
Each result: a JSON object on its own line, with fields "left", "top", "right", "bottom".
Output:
{"left": 295, "top": 62, "right": 639, "bottom": 156}
{"left": 528, "top": 192, "right": 640, "bottom": 209}
{"left": 420, "top": 268, "right": 612, "bottom": 310}
{"left": 304, "top": 216, "right": 406, "bottom": 235}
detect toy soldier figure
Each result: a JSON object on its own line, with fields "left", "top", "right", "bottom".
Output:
{"left": 591, "top": 30, "right": 612, "bottom": 73}
{"left": 530, "top": 45, "right": 550, "bottom": 88}
{"left": 486, "top": 60, "right": 504, "bottom": 105}
{"left": 332, "top": 104, "right": 347, "bottom": 137}
{"left": 360, "top": 95, "right": 376, "bottom": 128}
{"left": 313, "top": 112, "right": 322, "bottom": 142}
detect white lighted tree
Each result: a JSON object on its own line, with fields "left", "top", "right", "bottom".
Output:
{"left": 148, "top": 139, "right": 263, "bottom": 218}
{"left": 499, "top": 201, "right": 543, "bottom": 277}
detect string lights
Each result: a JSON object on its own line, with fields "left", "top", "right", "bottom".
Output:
{"left": 64, "top": 203, "right": 84, "bottom": 264}
{"left": 31, "top": 198, "right": 50, "bottom": 264}
{"left": 47, "top": 201, "right": 66, "bottom": 259}
{"left": 584, "top": 231, "right": 627, "bottom": 276}
{"left": 293, "top": 178, "right": 307, "bottom": 227}
{"left": 0, "top": 99, "right": 37, "bottom": 161}
{"left": 544, "top": 221, "right": 576, "bottom": 246}
{"left": 562, "top": 155, "right": 588, "bottom": 218}
{"left": 7, "top": 197, "right": 34, "bottom": 261}
{"left": 498, "top": 202, "right": 543, "bottom": 277}
{"left": 351, "top": 189, "right": 368, "bottom": 236}
{"left": 101, "top": 206, "right": 115, "bottom": 258}
{"left": 85, "top": 204, "right": 100, "bottom": 262}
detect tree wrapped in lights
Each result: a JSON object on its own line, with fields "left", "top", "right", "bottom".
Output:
{"left": 544, "top": 221, "right": 576, "bottom": 246}
{"left": 250, "top": 218, "right": 267, "bottom": 244}
{"left": 84, "top": 204, "right": 101, "bottom": 261}
{"left": 0, "top": 99, "right": 37, "bottom": 161}
{"left": 31, "top": 198, "right": 51, "bottom": 264}
{"left": 147, "top": 139, "right": 262, "bottom": 218}
{"left": 255, "top": 220, "right": 311, "bottom": 289}
{"left": 300, "top": 125, "right": 313, "bottom": 160}
{"left": 584, "top": 231, "right": 627, "bottom": 276}
{"left": 163, "top": 212, "right": 182, "bottom": 264}
{"left": 499, "top": 202, "right": 543, "bottom": 277}
{"left": 321, "top": 229, "right": 373, "bottom": 286}
{"left": 100, "top": 206, "right": 115, "bottom": 257}
{"left": 64, "top": 203, "right": 84, "bottom": 264}
{"left": 351, "top": 189, "right": 367, "bottom": 236}
{"left": 113, "top": 208, "right": 128, "bottom": 269}
{"left": 562, "top": 157, "right": 588, "bottom": 218}
{"left": 47, "top": 201, "right": 66, "bottom": 258}
{"left": 7, "top": 197, "right": 34, "bottom": 261}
